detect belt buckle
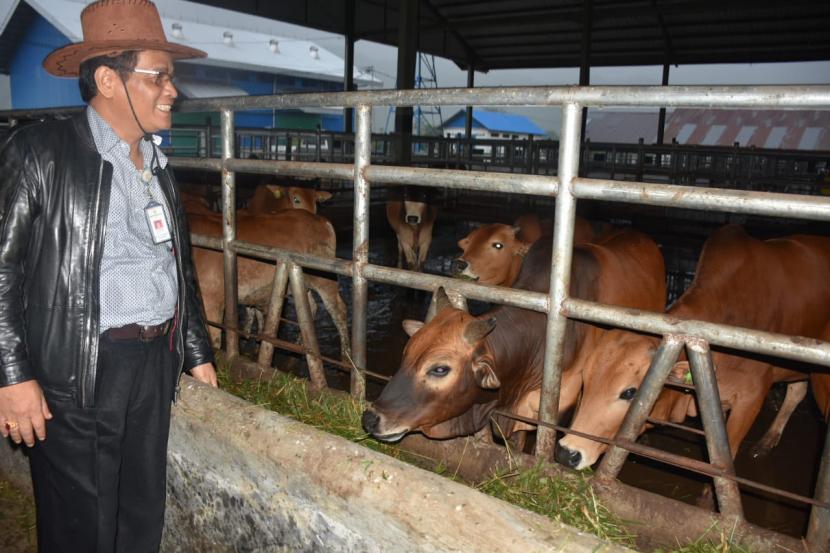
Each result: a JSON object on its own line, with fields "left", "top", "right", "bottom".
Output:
{"left": 138, "top": 324, "right": 152, "bottom": 343}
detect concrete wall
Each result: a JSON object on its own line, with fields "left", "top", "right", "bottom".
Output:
{"left": 1, "top": 377, "right": 631, "bottom": 552}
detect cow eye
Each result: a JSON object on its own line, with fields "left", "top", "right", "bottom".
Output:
{"left": 428, "top": 365, "right": 450, "bottom": 377}
{"left": 492, "top": 242, "right": 504, "bottom": 250}
{"left": 619, "top": 387, "right": 637, "bottom": 400}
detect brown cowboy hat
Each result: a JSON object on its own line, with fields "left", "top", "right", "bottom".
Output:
{"left": 43, "top": 0, "right": 206, "bottom": 77}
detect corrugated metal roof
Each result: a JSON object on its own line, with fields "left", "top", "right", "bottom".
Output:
{"left": 664, "top": 109, "right": 830, "bottom": 150}
{"left": 586, "top": 108, "right": 830, "bottom": 151}
{"left": 187, "top": 0, "right": 830, "bottom": 72}
{"left": 443, "top": 109, "right": 546, "bottom": 135}
{"left": 2, "top": 0, "right": 379, "bottom": 84}
{"left": 585, "top": 111, "right": 659, "bottom": 143}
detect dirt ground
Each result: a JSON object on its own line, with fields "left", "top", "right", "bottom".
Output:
{"left": 0, "top": 478, "right": 36, "bottom": 553}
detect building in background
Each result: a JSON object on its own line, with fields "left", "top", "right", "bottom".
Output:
{"left": 586, "top": 109, "right": 830, "bottom": 151}
{"left": 441, "top": 109, "right": 547, "bottom": 141}
{"left": 0, "top": 0, "right": 379, "bottom": 133}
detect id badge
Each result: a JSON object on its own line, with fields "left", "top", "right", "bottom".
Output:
{"left": 144, "top": 201, "right": 172, "bottom": 244}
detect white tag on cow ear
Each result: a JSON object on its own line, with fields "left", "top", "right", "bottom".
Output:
{"left": 474, "top": 361, "right": 500, "bottom": 389}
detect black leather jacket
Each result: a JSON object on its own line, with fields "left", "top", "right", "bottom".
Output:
{"left": 0, "top": 111, "right": 214, "bottom": 408}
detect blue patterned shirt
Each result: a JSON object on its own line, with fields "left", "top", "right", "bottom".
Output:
{"left": 87, "top": 107, "right": 178, "bottom": 332}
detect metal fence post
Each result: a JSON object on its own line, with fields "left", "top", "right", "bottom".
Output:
{"left": 807, "top": 419, "right": 830, "bottom": 551}
{"left": 220, "top": 108, "right": 239, "bottom": 360}
{"left": 351, "top": 105, "right": 371, "bottom": 401}
{"left": 536, "top": 102, "right": 581, "bottom": 460}
{"left": 288, "top": 263, "right": 327, "bottom": 392}
{"left": 256, "top": 261, "right": 289, "bottom": 368}
{"left": 686, "top": 337, "right": 744, "bottom": 520}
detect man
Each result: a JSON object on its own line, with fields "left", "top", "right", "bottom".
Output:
{"left": 0, "top": 1, "right": 217, "bottom": 551}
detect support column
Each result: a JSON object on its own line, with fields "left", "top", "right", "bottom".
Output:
{"left": 579, "top": 0, "right": 593, "bottom": 144}
{"left": 394, "top": 0, "right": 419, "bottom": 164}
{"left": 465, "top": 64, "right": 475, "bottom": 161}
{"left": 344, "top": 0, "right": 355, "bottom": 134}
{"left": 657, "top": 61, "right": 670, "bottom": 144}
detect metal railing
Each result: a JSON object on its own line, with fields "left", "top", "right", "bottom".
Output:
{"left": 5, "top": 85, "right": 830, "bottom": 549}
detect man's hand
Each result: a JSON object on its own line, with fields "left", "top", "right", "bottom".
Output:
{"left": 0, "top": 380, "right": 52, "bottom": 446}
{"left": 190, "top": 363, "right": 218, "bottom": 388}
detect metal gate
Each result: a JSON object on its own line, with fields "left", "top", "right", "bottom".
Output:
{"left": 4, "top": 84, "right": 829, "bottom": 550}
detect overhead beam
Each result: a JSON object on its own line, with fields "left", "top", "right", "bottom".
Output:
{"left": 394, "top": 0, "right": 419, "bottom": 164}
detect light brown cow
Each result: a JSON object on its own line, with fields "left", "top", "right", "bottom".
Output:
{"left": 386, "top": 186, "right": 437, "bottom": 272}
{"left": 180, "top": 189, "right": 215, "bottom": 215}
{"left": 244, "top": 184, "right": 332, "bottom": 215}
{"left": 452, "top": 214, "right": 611, "bottom": 287}
{"left": 557, "top": 225, "right": 830, "bottom": 470}
{"left": 362, "top": 228, "right": 666, "bottom": 443}
{"left": 189, "top": 210, "right": 350, "bottom": 358}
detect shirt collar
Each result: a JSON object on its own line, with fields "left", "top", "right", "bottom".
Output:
{"left": 86, "top": 106, "right": 168, "bottom": 170}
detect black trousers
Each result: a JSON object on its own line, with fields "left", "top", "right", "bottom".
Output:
{"left": 29, "top": 333, "right": 176, "bottom": 553}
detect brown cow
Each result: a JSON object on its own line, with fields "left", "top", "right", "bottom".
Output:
{"left": 189, "top": 210, "right": 350, "bottom": 358}
{"left": 386, "top": 186, "right": 437, "bottom": 272}
{"left": 180, "top": 189, "right": 215, "bottom": 215}
{"left": 810, "top": 322, "right": 830, "bottom": 422}
{"left": 362, "top": 228, "right": 666, "bottom": 443}
{"left": 557, "top": 225, "right": 830, "bottom": 470}
{"left": 245, "top": 184, "right": 332, "bottom": 215}
{"left": 452, "top": 214, "right": 611, "bottom": 287}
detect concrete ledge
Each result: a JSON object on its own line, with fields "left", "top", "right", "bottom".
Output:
{"left": 162, "top": 376, "right": 632, "bottom": 552}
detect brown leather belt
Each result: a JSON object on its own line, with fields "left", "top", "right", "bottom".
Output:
{"left": 103, "top": 320, "right": 172, "bottom": 342}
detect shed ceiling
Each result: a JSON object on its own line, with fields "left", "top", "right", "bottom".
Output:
{"left": 188, "top": 0, "right": 830, "bottom": 72}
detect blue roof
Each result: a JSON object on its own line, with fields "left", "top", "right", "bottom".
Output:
{"left": 443, "top": 109, "right": 546, "bottom": 136}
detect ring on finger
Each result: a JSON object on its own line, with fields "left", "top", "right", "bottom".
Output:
{"left": 5, "top": 421, "right": 19, "bottom": 431}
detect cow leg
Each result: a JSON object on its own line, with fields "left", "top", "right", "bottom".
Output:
{"left": 416, "top": 223, "right": 434, "bottom": 272}
{"left": 724, "top": 378, "right": 773, "bottom": 458}
{"left": 749, "top": 380, "right": 808, "bottom": 458}
{"left": 307, "top": 275, "right": 351, "bottom": 360}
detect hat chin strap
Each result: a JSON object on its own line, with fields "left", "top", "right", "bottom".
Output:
{"left": 121, "top": 78, "right": 162, "bottom": 178}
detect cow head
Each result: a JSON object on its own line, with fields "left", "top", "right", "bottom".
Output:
{"left": 266, "top": 185, "right": 331, "bottom": 214}
{"left": 362, "top": 288, "right": 499, "bottom": 441}
{"left": 556, "top": 330, "right": 668, "bottom": 470}
{"left": 452, "top": 223, "right": 530, "bottom": 286}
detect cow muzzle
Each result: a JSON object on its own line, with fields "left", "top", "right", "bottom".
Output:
{"left": 361, "top": 408, "right": 408, "bottom": 442}
{"left": 554, "top": 443, "right": 583, "bottom": 470}
{"left": 406, "top": 214, "right": 422, "bottom": 225}
{"left": 451, "top": 258, "right": 468, "bottom": 275}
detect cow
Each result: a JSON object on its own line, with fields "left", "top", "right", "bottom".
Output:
{"left": 361, "top": 228, "right": 666, "bottom": 444}
{"left": 556, "top": 225, "right": 830, "bottom": 470}
{"left": 244, "top": 184, "right": 332, "bottom": 215}
{"left": 189, "top": 209, "right": 350, "bottom": 359}
{"left": 180, "top": 189, "right": 215, "bottom": 215}
{"left": 386, "top": 185, "right": 438, "bottom": 272}
{"left": 452, "top": 214, "right": 612, "bottom": 287}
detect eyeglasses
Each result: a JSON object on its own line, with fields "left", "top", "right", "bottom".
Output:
{"left": 131, "top": 68, "right": 177, "bottom": 88}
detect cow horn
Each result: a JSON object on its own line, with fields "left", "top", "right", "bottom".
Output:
{"left": 463, "top": 316, "right": 496, "bottom": 344}
{"left": 425, "top": 287, "right": 452, "bottom": 322}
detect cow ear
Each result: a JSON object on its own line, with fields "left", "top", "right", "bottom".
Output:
{"left": 402, "top": 319, "right": 424, "bottom": 337}
{"left": 473, "top": 358, "right": 500, "bottom": 389}
{"left": 463, "top": 316, "right": 496, "bottom": 345}
{"left": 266, "top": 185, "right": 283, "bottom": 198}
{"left": 510, "top": 225, "right": 521, "bottom": 237}
{"left": 316, "top": 191, "right": 332, "bottom": 202}
{"left": 458, "top": 237, "right": 470, "bottom": 250}
{"left": 670, "top": 360, "right": 692, "bottom": 385}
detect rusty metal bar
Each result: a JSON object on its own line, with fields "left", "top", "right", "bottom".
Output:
{"left": 595, "top": 334, "right": 685, "bottom": 482}
{"left": 537, "top": 102, "right": 582, "bottom": 460}
{"left": 563, "top": 298, "right": 830, "bottom": 367}
{"left": 220, "top": 109, "right": 239, "bottom": 359}
{"left": 573, "top": 177, "right": 830, "bottom": 222}
{"left": 495, "top": 409, "right": 830, "bottom": 510}
{"left": 256, "top": 262, "right": 289, "bottom": 368}
{"left": 157, "top": 85, "right": 830, "bottom": 113}
{"left": 807, "top": 418, "right": 830, "bottom": 551}
{"left": 685, "top": 337, "right": 744, "bottom": 519}
{"left": 351, "top": 105, "right": 371, "bottom": 401}
{"left": 288, "top": 263, "right": 326, "bottom": 392}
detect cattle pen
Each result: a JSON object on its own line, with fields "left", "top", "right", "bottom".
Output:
{"left": 3, "top": 85, "right": 830, "bottom": 552}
